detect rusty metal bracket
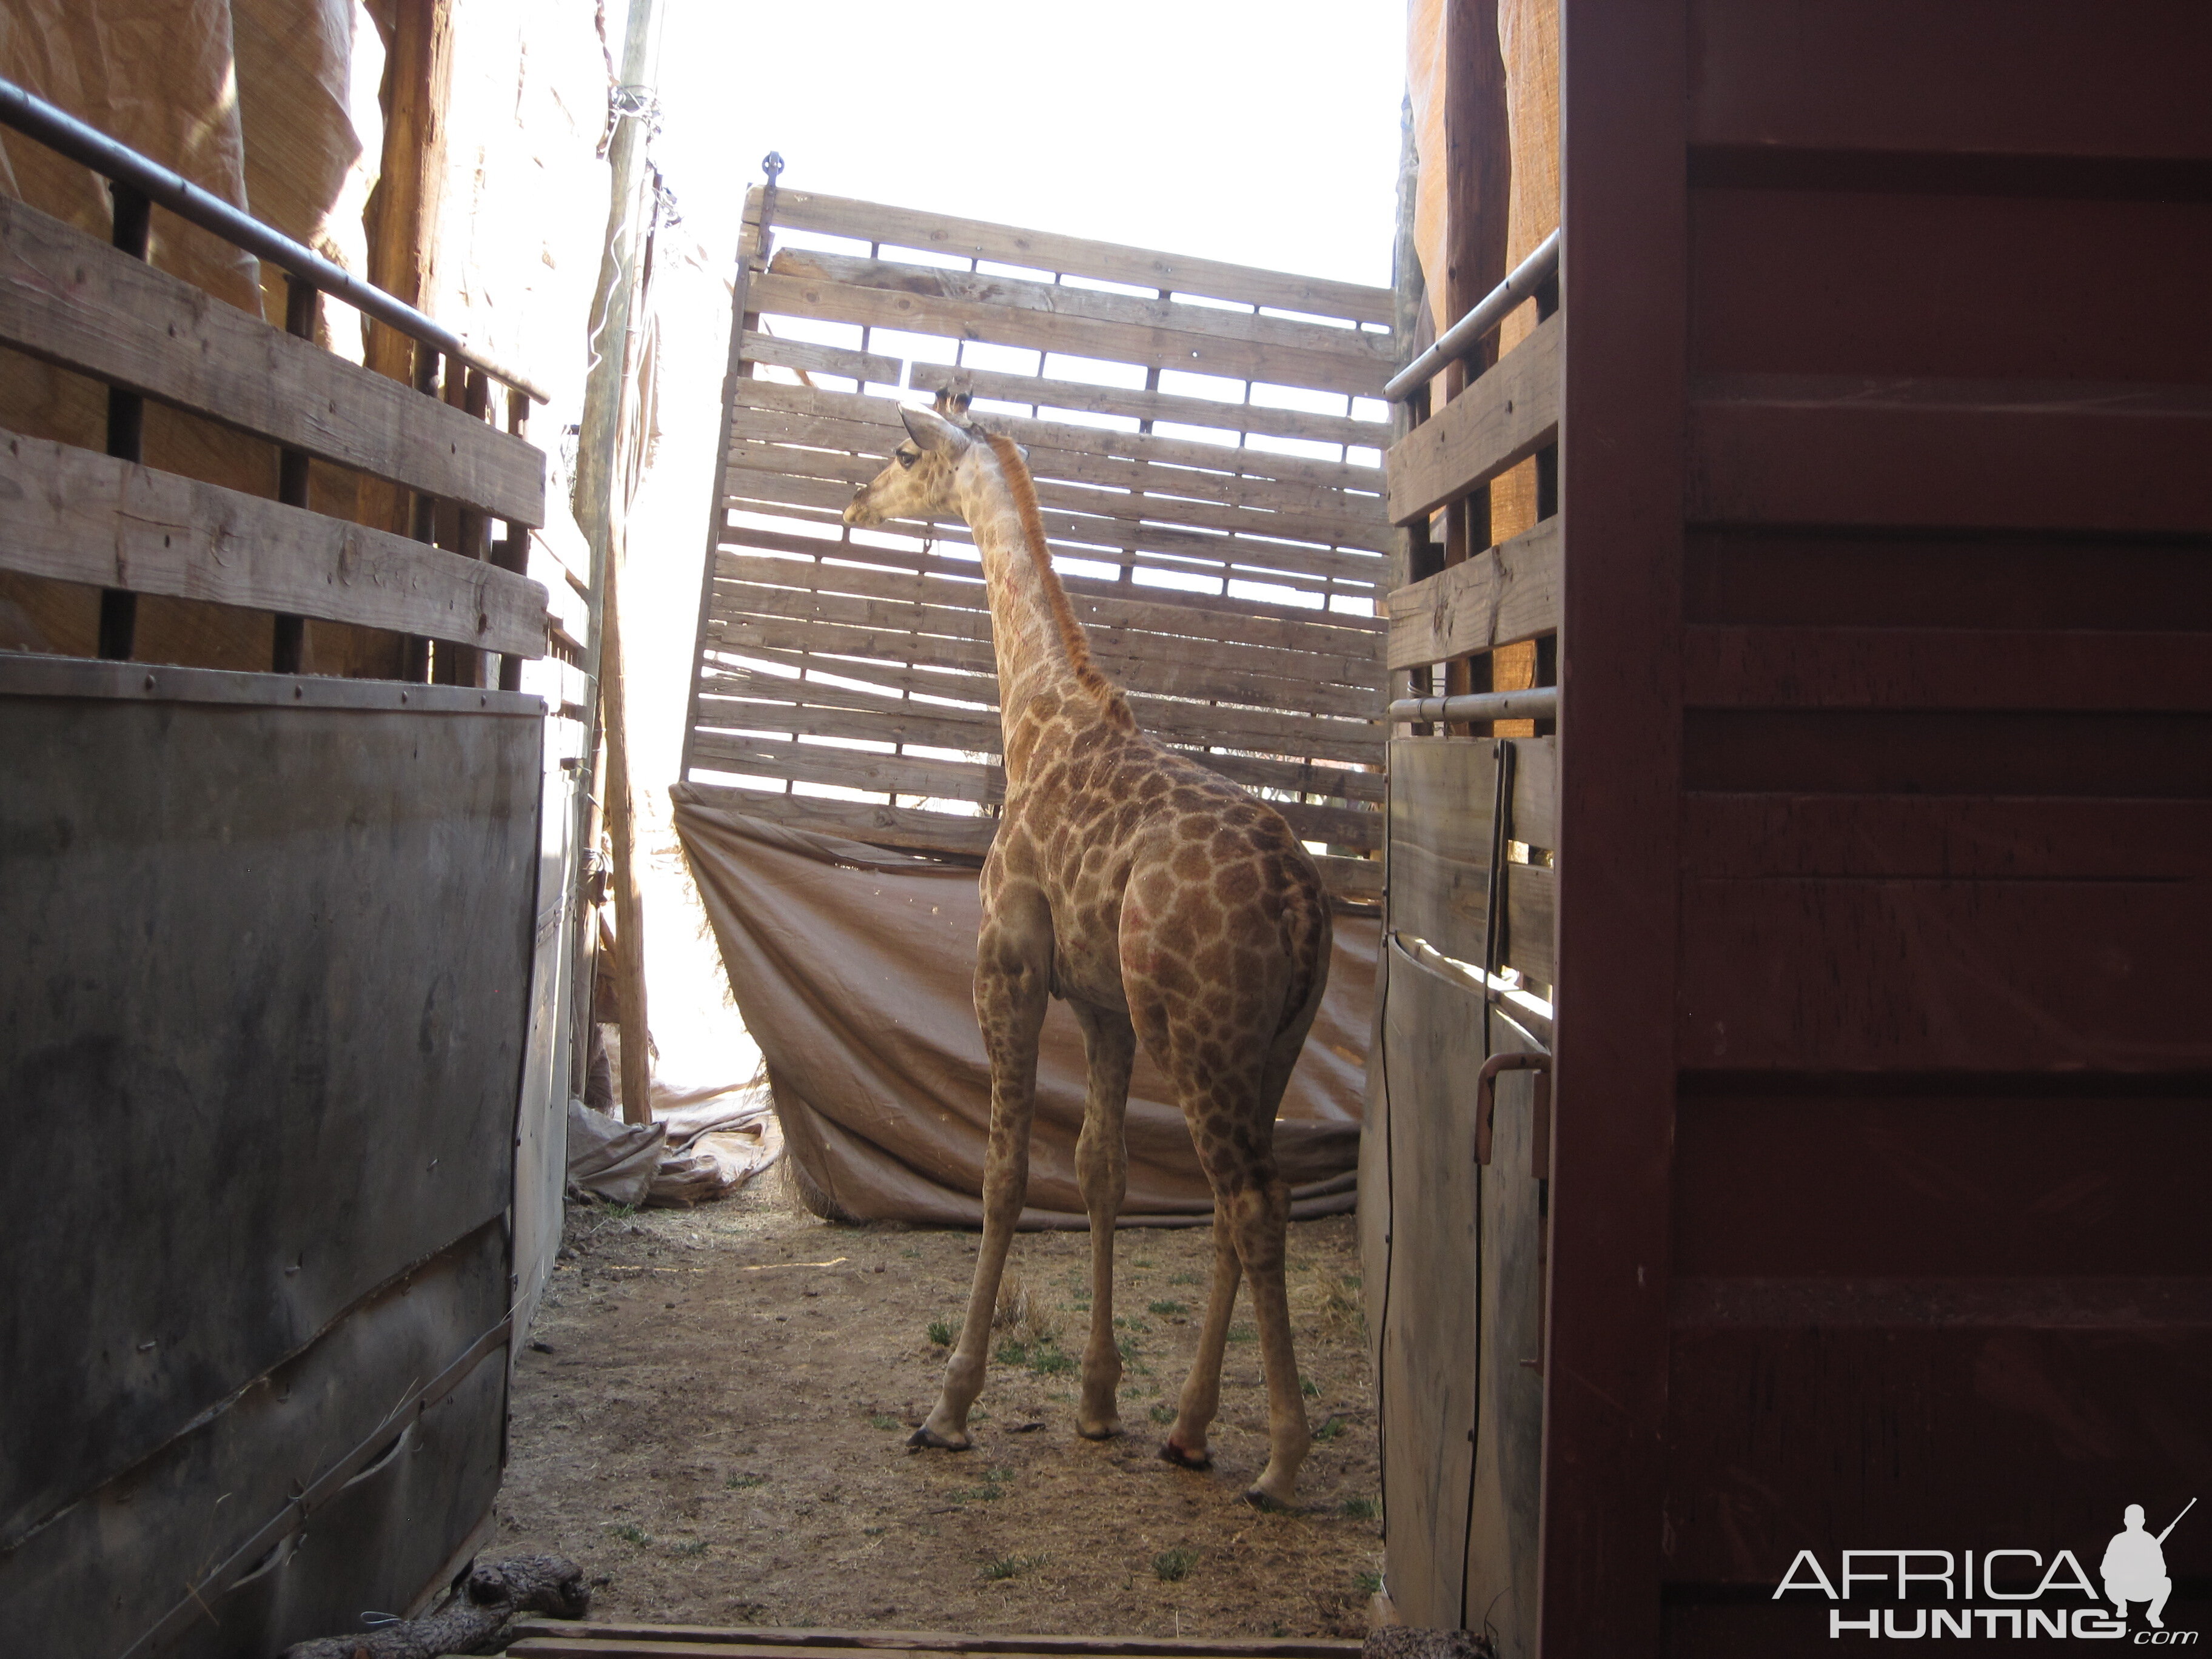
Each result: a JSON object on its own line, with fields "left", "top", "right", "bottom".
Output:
{"left": 1474, "top": 1050, "right": 1552, "bottom": 1177}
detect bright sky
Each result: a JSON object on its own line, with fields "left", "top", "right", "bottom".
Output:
{"left": 651, "top": 0, "right": 1407, "bottom": 292}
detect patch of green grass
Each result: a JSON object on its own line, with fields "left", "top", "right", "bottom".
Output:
{"left": 863, "top": 1526, "right": 886, "bottom": 1537}
{"left": 1314, "top": 1415, "right": 1347, "bottom": 1441}
{"left": 1341, "top": 1496, "right": 1379, "bottom": 1520}
{"left": 1148, "top": 1403, "right": 1177, "bottom": 1424}
{"left": 1030, "top": 1343, "right": 1076, "bottom": 1376}
{"left": 869, "top": 1413, "right": 900, "bottom": 1431}
{"left": 980, "top": 1552, "right": 1049, "bottom": 1580}
{"left": 603, "top": 1202, "right": 637, "bottom": 1219}
{"left": 1153, "top": 1547, "right": 1198, "bottom": 1583}
{"left": 611, "top": 1522, "right": 651, "bottom": 1546}
{"left": 1227, "top": 1323, "right": 1257, "bottom": 1344}
{"left": 1301, "top": 1376, "right": 1322, "bottom": 1398}
{"left": 1113, "top": 1315, "right": 1151, "bottom": 1332}
{"left": 1356, "top": 1571, "right": 1384, "bottom": 1594}
{"left": 671, "top": 1538, "right": 708, "bottom": 1557}
{"left": 725, "top": 1472, "right": 766, "bottom": 1490}
{"left": 927, "top": 1318, "right": 954, "bottom": 1347}
{"left": 1168, "top": 1272, "right": 1201, "bottom": 1286}
{"left": 1133, "top": 1258, "right": 1157, "bottom": 1269}
{"left": 900, "top": 1246, "right": 922, "bottom": 1259}
{"left": 1115, "top": 1334, "right": 1150, "bottom": 1374}
{"left": 994, "top": 1338, "right": 1029, "bottom": 1366}
{"left": 1147, "top": 1299, "right": 1187, "bottom": 1316}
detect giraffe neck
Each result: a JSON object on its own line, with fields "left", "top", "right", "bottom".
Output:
{"left": 958, "top": 435, "right": 1128, "bottom": 726}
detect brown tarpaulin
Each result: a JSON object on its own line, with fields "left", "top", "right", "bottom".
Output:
{"left": 672, "top": 785, "right": 1375, "bottom": 1229}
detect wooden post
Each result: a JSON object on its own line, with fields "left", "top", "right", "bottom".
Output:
{"left": 574, "top": 0, "right": 665, "bottom": 1125}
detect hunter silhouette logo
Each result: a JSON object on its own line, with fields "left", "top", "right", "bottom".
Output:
{"left": 1774, "top": 1500, "right": 2198, "bottom": 1641}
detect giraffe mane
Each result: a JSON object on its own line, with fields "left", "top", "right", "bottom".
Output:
{"left": 984, "top": 432, "right": 1131, "bottom": 721}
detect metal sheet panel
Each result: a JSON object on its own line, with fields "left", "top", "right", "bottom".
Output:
{"left": 0, "top": 653, "right": 541, "bottom": 1656}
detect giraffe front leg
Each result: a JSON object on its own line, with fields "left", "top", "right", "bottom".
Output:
{"left": 1160, "top": 1202, "right": 1241, "bottom": 1471}
{"left": 914, "top": 908, "right": 1048, "bottom": 1452}
{"left": 1071, "top": 1001, "right": 1135, "bottom": 1439}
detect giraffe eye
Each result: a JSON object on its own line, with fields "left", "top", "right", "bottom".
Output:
{"left": 896, "top": 449, "right": 917, "bottom": 469}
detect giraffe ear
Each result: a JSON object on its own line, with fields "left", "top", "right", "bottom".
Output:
{"left": 933, "top": 380, "right": 973, "bottom": 422}
{"left": 901, "top": 404, "right": 970, "bottom": 455}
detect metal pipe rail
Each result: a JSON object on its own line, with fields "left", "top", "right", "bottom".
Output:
{"left": 1383, "top": 227, "right": 1560, "bottom": 403}
{"left": 0, "top": 73, "right": 551, "bottom": 404}
{"left": 1388, "top": 686, "right": 1558, "bottom": 725}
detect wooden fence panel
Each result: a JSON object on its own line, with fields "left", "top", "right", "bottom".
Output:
{"left": 682, "top": 193, "right": 1395, "bottom": 896}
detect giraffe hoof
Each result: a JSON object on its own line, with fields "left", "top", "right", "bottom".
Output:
{"left": 1076, "top": 1420, "right": 1122, "bottom": 1441}
{"left": 905, "top": 1426, "right": 972, "bottom": 1452}
{"left": 1157, "top": 1439, "right": 1212, "bottom": 1471}
{"left": 1241, "top": 1487, "right": 1291, "bottom": 1512}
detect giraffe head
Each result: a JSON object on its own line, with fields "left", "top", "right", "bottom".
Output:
{"left": 843, "top": 389, "right": 980, "bottom": 528}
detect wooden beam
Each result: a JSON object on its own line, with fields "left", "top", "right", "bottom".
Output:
{"left": 1384, "top": 311, "right": 1561, "bottom": 525}
{"left": 1386, "top": 517, "right": 1560, "bottom": 669}
{"left": 0, "top": 428, "right": 548, "bottom": 655}
{"left": 752, "top": 269, "right": 1390, "bottom": 400}
{"left": 748, "top": 187, "right": 1396, "bottom": 326}
{"left": 909, "top": 362, "right": 1388, "bottom": 452}
{"left": 737, "top": 330, "right": 902, "bottom": 386}
{"left": 0, "top": 196, "right": 543, "bottom": 525}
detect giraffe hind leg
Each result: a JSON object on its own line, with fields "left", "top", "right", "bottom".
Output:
{"left": 1161, "top": 1202, "right": 1240, "bottom": 1470}
{"left": 1071, "top": 1000, "right": 1135, "bottom": 1440}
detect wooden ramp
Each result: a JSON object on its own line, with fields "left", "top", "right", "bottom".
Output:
{"left": 508, "top": 1623, "right": 1364, "bottom": 1659}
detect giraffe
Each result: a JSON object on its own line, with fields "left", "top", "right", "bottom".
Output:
{"left": 842, "top": 393, "right": 1332, "bottom": 1507}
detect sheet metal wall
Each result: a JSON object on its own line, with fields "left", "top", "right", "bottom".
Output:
{"left": 1546, "top": 2, "right": 2212, "bottom": 1654}
{"left": 0, "top": 655, "right": 543, "bottom": 1658}
{"left": 679, "top": 190, "right": 1398, "bottom": 899}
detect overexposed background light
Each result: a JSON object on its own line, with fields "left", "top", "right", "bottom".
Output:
{"left": 654, "top": 0, "right": 1404, "bottom": 289}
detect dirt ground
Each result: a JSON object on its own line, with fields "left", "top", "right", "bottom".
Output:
{"left": 497, "top": 1171, "right": 1382, "bottom": 1638}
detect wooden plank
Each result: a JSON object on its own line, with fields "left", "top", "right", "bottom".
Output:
{"left": 709, "top": 580, "right": 1382, "bottom": 691}
{"left": 0, "top": 427, "right": 548, "bottom": 655}
{"left": 737, "top": 330, "right": 902, "bottom": 386}
{"left": 1375, "top": 938, "right": 1485, "bottom": 1624}
{"left": 724, "top": 468, "right": 1389, "bottom": 583}
{"left": 699, "top": 689, "right": 1384, "bottom": 803}
{"left": 1384, "top": 312, "right": 1562, "bottom": 525}
{"left": 751, "top": 270, "right": 1389, "bottom": 401}
{"left": 1683, "top": 623, "right": 2212, "bottom": 709}
{"left": 910, "top": 361, "right": 1387, "bottom": 451}
{"left": 1499, "top": 860, "right": 1556, "bottom": 988}
{"left": 727, "top": 412, "right": 1385, "bottom": 538}
{"left": 725, "top": 379, "right": 1387, "bottom": 528}
{"left": 1685, "top": 377, "right": 2212, "bottom": 534}
{"left": 1387, "top": 737, "right": 1498, "bottom": 966}
{"left": 716, "top": 542, "right": 1384, "bottom": 642}
{"left": 751, "top": 186, "right": 1396, "bottom": 326}
{"left": 712, "top": 554, "right": 1384, "bottom": 663}
{"left": 1509, "top": 736, "right": 1558, "bottom": 851}
{"left": 0, "top": 195, "right": 545, "bottom": 526}
{"left": 700, "top": 648, "right": 1384, "bottom": 762}
{"left": 680, "top": 782, "right": 998, "bottom": 859}
{"left": 725, "top": 432, "right": 1389, "bottom": 552}
{"left": 506, "top": 1621, "right": 1359, "bottom": 1656}
{"left": 1386, "top": 517, "right": 1561, "bottom": 669}
{"left": 1678, "top": 876, "right": 2212, "bottom": 1070}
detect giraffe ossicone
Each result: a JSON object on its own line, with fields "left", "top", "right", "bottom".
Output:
{"left": 843, "top": 392, "right": 1332, "bottom": 1507}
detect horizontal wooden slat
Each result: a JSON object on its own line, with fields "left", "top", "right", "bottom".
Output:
{"left": 713, "top": 554, "right": 1382, "bottom": 663}
{"left": 726, "top": 386, "right": 1386, "bottom": 525}
{"left": 753, "top": 187, "right": 1397, "bottom": 326}
{"left": 1682, "top": 794, "right": 2212, "bottom": 881}
{"left": 0, "top": 194, "right": 545, "bottom": 526}
{"left": 1385, "top": 312, "right": 1561, "bottom": 525}
{"left": 706, "top": 600, "right": 1384, "bottom": 716}
{"left": 694, "top": 729, "right": 1379, "bottom": 849}
{"left": 752, "top": 270, "right": 1389, "bottom": 401}
{"left": 737, "top": 331, "right": 902, "bottom": 386}
{"left": 910, "top": 362, "right": 1386, "bottom": 451}
{"left": 1683, "top": 624, "right": 2212, "bottom": 709}
{"left": 699, "top": 687, "right": 1382, "bottom": 805}
{"left": 726, "top": 431, "right": 1388, "bottom": 552}
{"left": 0, "top": 428, "right": 547, "bottom": 655}
{"left": 725, "top": 468, "right": 1388, "bottom": 583}
{"left": 1386, "top": 518, "right": 1561, "bottom": 670}
{"left": 1686, "top": 376, "right": 2212, "bottom": 533}
{"left": 702, "top": 648, "right": 1382, "bottom": 762}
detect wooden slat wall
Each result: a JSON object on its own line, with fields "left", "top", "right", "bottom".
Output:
{"left": 681, "top": 192, "right": 1396, "bottom": 894}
